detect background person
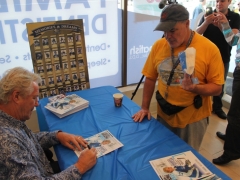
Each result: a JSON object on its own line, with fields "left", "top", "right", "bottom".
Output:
{"left": 192, "top": 0, "right": 206, "bottom": 20}
{"left": 196, "top": 0, "right": 240, "bottom": 120}
{"left": 211, "top": 12, "right": 240, "bottom": 165}
{"left": 132, "top": 4, "right": 224, "bottom": 151}
{"left": 0, "top": 67, "right": 97, "bottom": 179}
{"left": 215, "top": 0, "right": 240, "bottom": 140}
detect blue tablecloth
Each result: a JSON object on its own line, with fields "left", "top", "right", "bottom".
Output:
{"left": 39, "top": 86, "right": 230, "bottom": 180}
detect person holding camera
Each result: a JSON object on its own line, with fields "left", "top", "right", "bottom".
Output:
{"left": 196, "top": 0, "right": 240, "bottom": 120}
{"left": 209, "top": 11, "right": 240, "bottom": 165}
{"left": 132, "top": 4, "right": 224, "bottom": 151}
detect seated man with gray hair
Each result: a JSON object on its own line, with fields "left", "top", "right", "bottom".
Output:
{"left": 0, "top": 67, "right": 97, "bottom": 179}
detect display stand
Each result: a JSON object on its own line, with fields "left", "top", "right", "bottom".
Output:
{"left": 26, "top": 20, "right": 90, "bottom": 99}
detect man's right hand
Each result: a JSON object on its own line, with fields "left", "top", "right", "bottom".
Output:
{"left": 132, "top": 109, "right": 151, "bottom": 122}
{"left": 204, "top": 13, "right": 217, "bottom": 26}
{"left": 215, "top": 12, "right": 228, "bottom": 24}
{"left": 75, "top": 148, "right": 97, "bottom": 174}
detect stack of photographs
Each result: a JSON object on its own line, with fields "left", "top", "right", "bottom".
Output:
{"left": 45, "top": 94, "right": 89, "bottom": 118}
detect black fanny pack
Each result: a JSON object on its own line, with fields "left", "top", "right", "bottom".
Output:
{"left": 156, "top": 91, "right": 202, "bottom": 116}
{"left": 155, "top": 32, "right": 202, "bottom": 116}
{"left": 156, "top": 90, "right": 186, "bottom": 116}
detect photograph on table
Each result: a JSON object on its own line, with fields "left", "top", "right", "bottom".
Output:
{"left": 150, "top": 151, "right": 215, "bottom": 180}
{"left": 74, "top": 130, "right": 123, "bottom": 158}
{"left": 51, "top": 36, "right": 57, "bottom": 47}
{"left": 45, "top": 93, "right": 89, "bottom": 118}
{"left": 75, "top": 33, "right": 81, "bottom": 44}
{"left": 42, "top": 36, "right": 49, "bottom": 47}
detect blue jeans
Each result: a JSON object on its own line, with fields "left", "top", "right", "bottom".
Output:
{"left": 212, "top": 62, "right": 229, "bottom": 111}
{"left": 224, "top": 67, "right": 240, "bottom": 157}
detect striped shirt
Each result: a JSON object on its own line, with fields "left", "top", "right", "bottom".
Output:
{"left": 222, "top": 22, "right": 240, "bottom": 68}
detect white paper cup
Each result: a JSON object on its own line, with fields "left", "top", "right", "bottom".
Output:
{"left": 113, "top": 93, "right": 123, "bottom": 107}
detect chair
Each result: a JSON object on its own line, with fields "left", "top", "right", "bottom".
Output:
{"left": 36, "top": 106, "right": 60, "bottom": 173}
{"left": 36, "top": 106, "right": 49, "bottom": 132}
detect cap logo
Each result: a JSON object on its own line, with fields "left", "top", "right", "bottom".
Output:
{"left": 161, "top": 12, "right": 167, "bottom": 21}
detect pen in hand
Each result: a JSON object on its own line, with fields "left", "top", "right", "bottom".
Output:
{"left": 87, "top": 144, "right": 91, "bottom": 149}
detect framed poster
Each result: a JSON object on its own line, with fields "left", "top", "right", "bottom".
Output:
{"left": 26, "top": 19, "right": 90, "bottom": 99}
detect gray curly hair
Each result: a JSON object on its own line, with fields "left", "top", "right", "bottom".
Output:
{"left": 0, "top": 67, "right": 42, "bottom": 104}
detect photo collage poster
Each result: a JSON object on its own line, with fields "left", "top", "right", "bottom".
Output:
{"left": 26, "top": 19, "right": 90, "bottom": 99}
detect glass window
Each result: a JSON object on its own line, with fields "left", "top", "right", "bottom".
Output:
{"left": 1, "top": 0, "right": 238, "bottom": 87}
{"left": 126, "top": 0, "right": 239, "bottom": 85}
{"left": 126, "top": 0, "right": 163, "bottom": 85}
{"left": 0, "top": 0, "right": 122, "bottom": 88}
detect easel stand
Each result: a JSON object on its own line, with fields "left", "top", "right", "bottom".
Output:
{"left": 131, "top": 75, "right": 145, "bottom": 100}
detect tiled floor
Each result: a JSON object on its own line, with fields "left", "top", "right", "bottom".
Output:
{"left": 200, "top": 108, "right": 240, "bottom": 180}
{"left": 152, "top": 107, "right": 240, "bottom": 180}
